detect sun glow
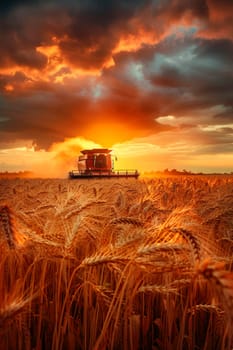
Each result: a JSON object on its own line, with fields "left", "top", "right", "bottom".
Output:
{"left": 83, "top": 122, "right": 134, "bottom": 147}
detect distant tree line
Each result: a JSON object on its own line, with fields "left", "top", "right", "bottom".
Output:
{"left": 144, "top": 169, "right": 233, "bottom": 176}
{"left": 0, "top": 171, "right": 34, "bottom": 178}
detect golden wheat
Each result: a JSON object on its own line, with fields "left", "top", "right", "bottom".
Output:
{"left": 0, "top": 205, "right": 17, "bottom": 248}
{"left": 0, "top": 175, "right": 233, "bottom": 349}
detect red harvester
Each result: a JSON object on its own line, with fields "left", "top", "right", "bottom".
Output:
{"left": 69, "top": 148, "right": 139, "bottom": 179}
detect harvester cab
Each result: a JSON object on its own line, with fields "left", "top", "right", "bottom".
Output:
{"left": 69, "top": 148, "right": 139, "bottom": 179}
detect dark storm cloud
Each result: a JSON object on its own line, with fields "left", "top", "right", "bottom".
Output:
{"left": 0, "top": 0, "right": 148, "bottom": 70}
{"left": 0, "top": 0, "right": 232, "bottom": 150}
{"left": 0, "top": 0, "right": 40, "bottom": 14}
{"left": 58, "top": 0, "right": 148, "bottom": 70}
{"left": 157, "top": 0, "right": 209, "bottom": 21}
{"left": 0, "top": 0, "right": 211, "bottom": 72}
{"left": 140, "top": 35, "right": 233, "bottom": 117}
{"left": 0, "top": 85, "right": 92, "bottom": 149}
{"left": 196, "top": 39, "right": 233, "bottom": 67}
{"left": 0, "top": 4, "right": 68, "bottom": 70}
{"left": 183, "top": 39, "right": 233, "bottom": 108}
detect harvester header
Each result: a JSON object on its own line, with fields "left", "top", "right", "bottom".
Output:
{"left": 69, "top": 148, "right": 139, "bottom": 179}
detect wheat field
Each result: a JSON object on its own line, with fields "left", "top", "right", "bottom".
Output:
{"left": 0, "top": 176, "right": 233, "bottom": 350}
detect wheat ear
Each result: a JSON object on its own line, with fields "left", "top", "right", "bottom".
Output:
{"left": 171, "top": 227, "right": 201, "bottom": 262}
{"left": 110, "top": 217, "right": 144, "bottom": 227}
{"left": 0, "top": 205, "right": 16, "bottom": 249}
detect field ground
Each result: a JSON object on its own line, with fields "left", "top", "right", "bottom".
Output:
{"left": 0, "top": 176, "right": 233, "bottom": 349}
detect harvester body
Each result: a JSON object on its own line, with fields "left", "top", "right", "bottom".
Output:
{"left": 69, "top": 148, "right": 139, "bottom": 179}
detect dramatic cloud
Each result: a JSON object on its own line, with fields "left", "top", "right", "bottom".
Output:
{"left": 0, "top": 0, "right": 232, "bottom": 173}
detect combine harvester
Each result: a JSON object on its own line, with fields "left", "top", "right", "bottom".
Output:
{"left": 69, "top": 148, "right": 139, "bottom": 179}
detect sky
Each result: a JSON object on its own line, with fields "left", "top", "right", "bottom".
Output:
{"left": 0, "top": 0, "right": 233, "bottom": 176}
